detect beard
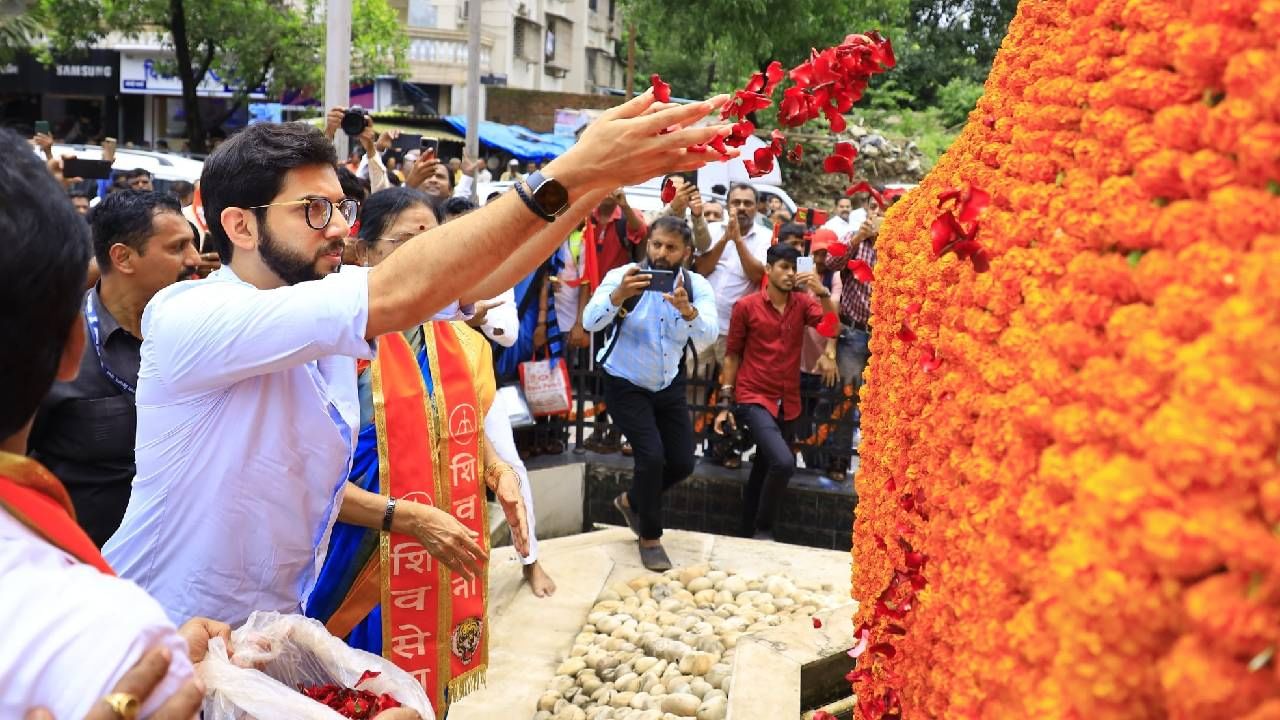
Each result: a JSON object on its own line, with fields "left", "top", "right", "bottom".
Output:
{"left": 648, "top": 256, "right": 677, "bottom": 271}
{"left": 259, "top": 221, "right": 342, "bottom": 286}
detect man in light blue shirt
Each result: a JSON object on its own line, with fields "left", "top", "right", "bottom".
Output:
{"left": 582, "top": 216, "right": 718, "bottom": 570}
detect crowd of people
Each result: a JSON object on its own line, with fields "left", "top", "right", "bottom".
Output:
{"left": 1, "top": 88, "right": 886, "bottom": 718}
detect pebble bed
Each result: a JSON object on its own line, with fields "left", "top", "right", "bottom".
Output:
{"left": 532, "top": 563, "right": 841, "bottom": 720}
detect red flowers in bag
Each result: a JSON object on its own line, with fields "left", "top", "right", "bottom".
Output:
{"left": 299, "top": 671, "right": 402, "bottom": 719}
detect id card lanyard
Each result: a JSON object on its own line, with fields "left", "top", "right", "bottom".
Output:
{"left": 84, "top": 292, "right": 136, "bottom": 396}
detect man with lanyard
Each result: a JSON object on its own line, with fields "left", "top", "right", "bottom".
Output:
{"left": 582, "top": 216, "right": 718, "bottom": 570}
{"left": 714, "top": 244, "right": 839, "bottom": 540}
{"left": 29, "top": 190, "right": 199, "bottom": 546}
{"left": 103, "top": 92, "right": 737, "bottom": 629}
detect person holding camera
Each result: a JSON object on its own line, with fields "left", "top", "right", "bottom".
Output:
{"left": 714, "top": 244, "right": 839, "bottom": 541}
{"left": 582, "top": 216, "right": 718, "bottom": 570}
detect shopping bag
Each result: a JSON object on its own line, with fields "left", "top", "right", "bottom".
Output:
{"left": 518, "top": 352, "right": 572, "bottom": 416}
{"left": 196, "top": 611, "right": 434, "bottom": 719}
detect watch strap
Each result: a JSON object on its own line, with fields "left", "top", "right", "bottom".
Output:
{"left": 381, "top": 497, "right": 397, "bottom": 532}
{"left": 514, "top": 176, "right": 555, "bottom": 222}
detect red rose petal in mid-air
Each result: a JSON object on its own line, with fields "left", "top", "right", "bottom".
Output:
{"left": 845, "top": 180, "right": 886, "bottom": 209}
{"left": 725, "top": 119, "right": 755, "bottom": 148}
{"left": 787, "top": 143, "right": 803, "bottom": 163}
{"left": 823, "top": 104, "right": 847, "bottom": 133}
{"left": 822, "top": 141, "right": 858, "bottom": 178}
{"left": 848, "top": 259, "right": 873, "bottom": 283}
{"left": 763, "top": 60, "right": 784, "bottom": 95}
{"left": 816, "top": 312, "right": 840, "bottom": 338}
{"left": 769, "top": 129, "right": 787, "bottom": 156}
{"left": 650, "top": 74, "right": 671, "bottom": 102}
{"left": 661, "top": 178, "right": 676, "bottom": 204}
{"left": 812, "top": 616, "right": 823, "bottom": 629}
{"left": 708, "top": 134, "right": 729, "bottom": 156}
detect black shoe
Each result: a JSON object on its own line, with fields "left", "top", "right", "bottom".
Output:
{"left": 613, "top": 493, "right": 641, "bottom": 539}
{"left": 639, "top": 543, "right": 672, "bottom": 571}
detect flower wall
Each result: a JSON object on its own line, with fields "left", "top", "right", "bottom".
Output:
{"left": 851, "top": 0, "right": 1280, "bottom": 717}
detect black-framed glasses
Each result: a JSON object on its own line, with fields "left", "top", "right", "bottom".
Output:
{"left": 249, "top": 197, "right": 360, "bottom": 231}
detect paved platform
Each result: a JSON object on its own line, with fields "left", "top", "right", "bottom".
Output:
{"left": 448, "top": 527, "right": 852, "bottom": 719}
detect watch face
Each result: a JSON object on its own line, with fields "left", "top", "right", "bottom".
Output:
{"left": 532, "top": 178, "right": 570, "bottom": 215}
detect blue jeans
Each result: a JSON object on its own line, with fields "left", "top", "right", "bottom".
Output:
{"left": 837, "top": 328, "right": 870, "bottom": 425}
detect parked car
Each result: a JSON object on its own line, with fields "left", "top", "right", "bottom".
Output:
{"left": 41, "top": 144, "right": 204, "bottom": 195}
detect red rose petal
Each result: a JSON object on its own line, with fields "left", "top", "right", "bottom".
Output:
{"left": 920, "top": 345, "right": 942, "bottom": 373}
{"left": 906, "top": 301, "right": 922, "bottom": 315}
{"left": 813, "top": 711, "right": 838, "bottom": 720}
{"left": 752, "top": 146, "right": 776, "bottom": 175}
{"left": 764, "top": 60, "right": 784, "bottom": 94}
{"left": 708, "top": 134, "right": 729, "bottom": 155}
{"left": 661, "top": 178, "right": 676, "bottom": 204}
{"left": 896, "top": 321, "right": 916, "bottom": 344}
{"left": 833, "top": 141, "right": 857, "bottom": 160}
{"left": 870, "top": 642, "right": 897, "bottom": 658}
{"left": 971, "top": 247, "right": 991, "bottom": 273}
{"left": 848, "top": 259, "right": 873, "bottom": 283}
{"left": 958, "top": 186, "right": 991, "bottom": 224}
{"left": 930, "top": 213, "right": 966, "bottom": 256}
{"left": 812, "top": 616, "right": 823, "bottom": 629}
{"left": 816, "top": 312, "right": 840, "bottom": 338}
{"left": 787, "top": 143, "right": 804, "bottom": 163}
{"left": 743, "top": 159, "right": 759, "bottom": 177}
{"left": 649, "top": 74, "right": 671, "bottom": 102}
{"left": 744, "top": 71, "right": 766, "bottom": 95}
{"left": 846, "top": 181, "right": 886, "bottom": 208}
{"left": 824, "top": 104, "right": 847, "bottom": 133}
{"left": 905, "top": 551, "right": 925, "bottom": 569}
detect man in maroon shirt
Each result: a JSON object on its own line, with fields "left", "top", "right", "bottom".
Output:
{"left": 714, "top": 244, "right": 838, "bottom": 540}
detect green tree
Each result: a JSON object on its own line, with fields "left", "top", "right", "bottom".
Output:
{"left": 0, "top": 1, "right": 44, "bottom": 63}
{"left": 621, "top": 0, "right": 907, "bottom": 100}
{"left": 36, "top": 0, "right": 407, "bottom": 152}
{"left": 887, "top": 0, "right": 1018, "bottom": 108}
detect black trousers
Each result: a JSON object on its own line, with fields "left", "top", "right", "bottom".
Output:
{"left": 737, "top": 403, "right": 797, "bottom": 534}
{"left": 602, "top": 371, "right": 695, "bottom": 540}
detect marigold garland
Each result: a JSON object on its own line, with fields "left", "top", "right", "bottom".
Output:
{"left": 851, "top": 0, "right": 1280, "bottom": 717}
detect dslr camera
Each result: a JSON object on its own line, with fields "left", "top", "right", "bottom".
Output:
{"left": 341, "top": 105, "right": 369, "bottom": 136}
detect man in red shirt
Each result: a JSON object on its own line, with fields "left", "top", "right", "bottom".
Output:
{"left": 714, "top": 244, "right": 838, "bottom": 540}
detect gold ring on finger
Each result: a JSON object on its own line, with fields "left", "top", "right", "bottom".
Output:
{"left": 101, "top": 693, "right": 141, "bottom": 720}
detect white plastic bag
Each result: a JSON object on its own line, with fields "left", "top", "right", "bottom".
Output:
{"left": 196, "top": 611, "right": 433, "bottom": 720}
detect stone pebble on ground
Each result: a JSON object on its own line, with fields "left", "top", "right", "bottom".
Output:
{"left": 531, "top": 564, "right": 839, "bottom": 720}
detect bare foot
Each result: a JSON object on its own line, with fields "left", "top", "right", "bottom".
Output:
{"left": 523, "top": 561, "right": 557, "bottom": 597}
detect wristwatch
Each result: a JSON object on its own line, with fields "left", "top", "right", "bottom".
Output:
{"left": 515, "top": 171, "right": 570, "bottom": 222}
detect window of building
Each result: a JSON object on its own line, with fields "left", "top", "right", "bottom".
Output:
{"left": 407, "top": 0, "right": 438, "bottom": 28}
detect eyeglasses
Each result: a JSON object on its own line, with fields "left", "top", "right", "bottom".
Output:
{"left": 249, "top": 197, "right": 360, "bottom": 231}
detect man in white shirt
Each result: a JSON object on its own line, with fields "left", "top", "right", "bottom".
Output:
{"left": 105, "top": 91, "right": 731, "bottom": 626}
{"left": 821, "top": 195, "right": 867, "bottom": 242}
{"left": 693, "top": 183, "right": 770, "bottom": 368}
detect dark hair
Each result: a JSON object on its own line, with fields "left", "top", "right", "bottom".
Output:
{"left": 834, "top": 194, "right": 853, "bottom": 205}
{"left": 170, "top": 180, "right": 194, "bottom": 200}
{"left": 777, "top": 222, "right": 806, "bottom": 241}
{"left": 443, "top": 195, "right": 476, "bottom": 219}
{"left": 91, "top": 190, "right": 183, "bottom": 273}
{"left": 357, "top": 186, "right": 437, "bottom": 244}
{"left": 68, "top": 188, "right": 94, "bottom": 201}
{"left": 131, "top": 168, "right": 152, "bottom": 179}
{"left": 200, "top": 122, "right": 338, "bottom": 263}
{"left": 335, "top": 166, "right": 368, "bottom": 202}
{"left": 727, "top": 182, "right": 758, "bottom": 203}
{"left": 0, "top": 128, "right": 91, "bottom": 438}
{"left": 648, "top": 215, "right": 694, "bottom": 247}
{"left": 766, "top": 243, "right": 800, "bottom": 266}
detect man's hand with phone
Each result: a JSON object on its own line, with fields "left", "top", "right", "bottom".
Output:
{"left": 662, "top": 273, "right": 696, "bottom": 320}
{"left": 609, "top": 265, "right": 651, "bottom": 306}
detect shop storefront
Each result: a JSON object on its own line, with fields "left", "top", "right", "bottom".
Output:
{"left": 118, "top": 52, "right": 268, "bottom": 150}
{"left": 0, "top": 50, "right": 120, "bottom": 139}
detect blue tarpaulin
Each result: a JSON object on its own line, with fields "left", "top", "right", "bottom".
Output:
{"left": 443, "top": 116, "right": 575, "bottom": 162}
